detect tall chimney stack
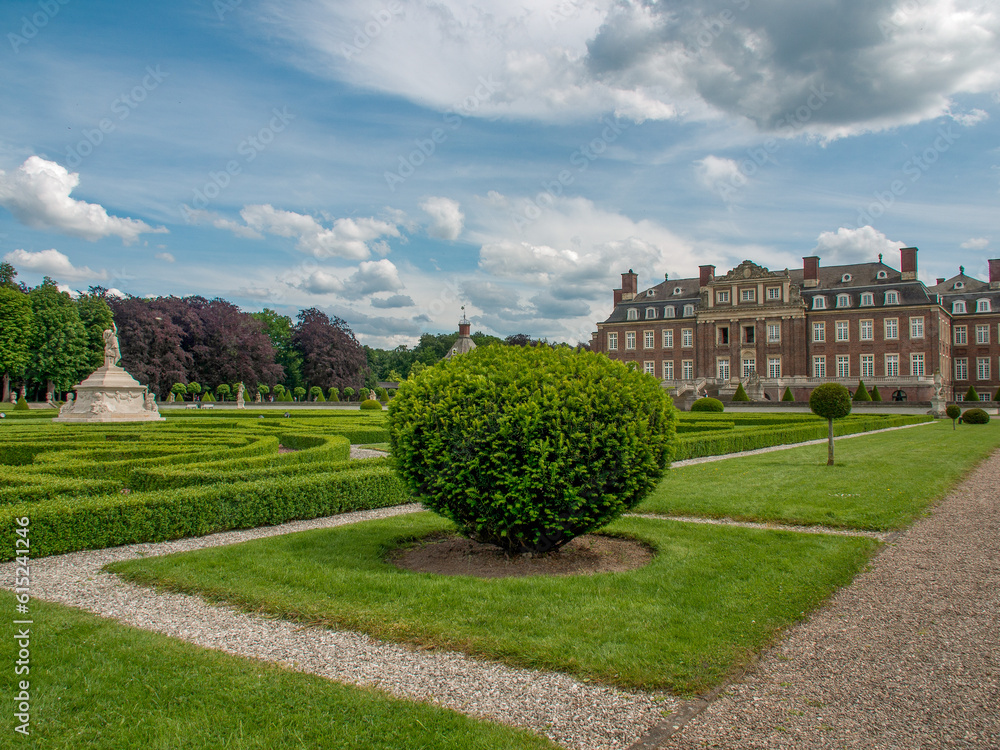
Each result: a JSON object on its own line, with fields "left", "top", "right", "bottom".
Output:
{"left": 989, "top": 259, "right": 1000, "bottom": 290}
{"left": 699, "top": 265, "right": 715, "bottom": 288}
{"left": 620, "top": 269, "right": 638, "bottom": 301}
{"left": 802, "top": 256, "right": 819, "bottom": 288}
{"left": 900, "top": 247, "right": 918, "bottom": 281}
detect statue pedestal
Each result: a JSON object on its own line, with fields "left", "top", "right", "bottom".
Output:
{"left": 930, "top": 395, "right": 947, "bottom": 418}
{"left": 53, "top": 365, "right": 164, "bottom": 423}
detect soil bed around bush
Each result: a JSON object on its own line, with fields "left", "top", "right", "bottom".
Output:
{"left": 388, "top": 532, "right": 654, "bottom": 578}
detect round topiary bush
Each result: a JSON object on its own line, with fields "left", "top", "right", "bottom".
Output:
{"left": 809, "top": 383, "right": 852, "bottom": 466}
{"left": 388, "top": 345, "right": 676, "bottom": 554}
{"left": 359, "top": 398, "right": 383, "bottom": 410}
{"left": 962, "top": 408, "right": 990, "bottom": 424}
{"left": 690, "top": 397, "right": 724, "bottom": 412}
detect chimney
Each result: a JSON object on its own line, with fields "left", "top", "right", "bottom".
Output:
{"left": 613, "top": 288, "right": 623, "bottom": 307}
{"left": 620, "top": 269, "right": 638, "bottom": 301}
{"left": 990, "top": 259, "right": 1000, "bottom": 290}
{"left": 802, "top": 256, "right": 819, "bottom": 288}
{"left": 936, "top": 278, "right": 945, "bottom": 286}
{"left": 900, "top": 247, "right": 918, "bottom": 281}
{"left": 699, "top": 265, "right": 715, "bottom": 288}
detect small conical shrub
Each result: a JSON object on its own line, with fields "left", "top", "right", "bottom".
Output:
{"left": 732, "top": 382, "right": 750, "bottom": 401}
{"left": 328, "top": 387, "right": 339, "bottom": 402}
{"left": 965, "top": 386, "right": 979, "bottom": 402}
{"left": 202, "top": 390, "right": 216, "bottom": 402}
{"left": 14, "top": 396, "right": 29, "bottom": 411}
{"left": 994, "top": 389, "right": 1000, "bottom": 402}
{"left": 781, "top": 387, "right": 795, "bottom": 402}
{"left": 870, "top": 386, "right": 882, "bottom": 402}
{"left": 853, "top": 380, "right": 871, "bottom": 401}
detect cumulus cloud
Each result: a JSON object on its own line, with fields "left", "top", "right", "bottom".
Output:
{"left": 0, "top": 157, "right": 167, "bottom": 243}
{"left": 695, "top": 155, "right": 741, "bottom": 193}
{"left": 240, "top": 205, "right": 399, "bottom": 259}
{"left": 961, "top": 237, "right": 990, "bottom": 250}
{"left": 371, "top": 294, "right": 415, "bottom": 308}
{"left": 258, "top": 0, "right": 1000, "bottom": 137}
{"left": 296, "top": 259, "right": 405, "bottom": 299}
{"left": 812, "top": 226, "right": 905, "bottom": 264}
{"left": 421, "top": 197, "right": 465, "bottom": 240}
{"left": 2, "top": 248, "right": 108, "bottom": 281}
{"left": 55, "top": 284, "right": 79, "bottom": 298}
{"left": 950, "top": 108, "right": 989, "bottom": 127}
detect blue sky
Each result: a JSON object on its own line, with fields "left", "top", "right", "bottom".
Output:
{"left": 1, "top": 0, "right": 998, "bottom": 347}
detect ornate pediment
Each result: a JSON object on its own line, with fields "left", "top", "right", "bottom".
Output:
{"left": 715, "top": 260, "right": 788, "bottom": 283}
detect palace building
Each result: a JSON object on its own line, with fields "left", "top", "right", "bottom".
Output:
{"left": 591, "top": 247, "right": 1000, "bottom": 403}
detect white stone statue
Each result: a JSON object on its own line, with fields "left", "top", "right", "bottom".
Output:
{"left": 167, "top": 391, "right": 175, "bottom": 402}
{"left": 8, "top": 390, "right": 15, "bottom": 404}
{"left": 254, "top": 392, "right": 262, "bottom": 403}
{"left": 90, "top": 393, "right": 110, "bottom": 415}
{"left": 368, "top": 389, "right": 377, "bottom": 401}
{"left": 236, "top": 382, "right": 246, "bottom": 409}
{"left": 59, "top": 393, "right": 74, "bottom": 415}
{"left": 103, "top": 322, "right": 121, "bottom": 368}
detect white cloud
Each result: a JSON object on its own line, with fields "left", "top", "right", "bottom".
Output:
{"left": 695, "top": 155, "right": 741, "bottom": 192}
{"left": 961, "top": 237, "right": 990, "bottom": 250}
{"left": 371, "top": 294, "right": 415, "bottom": 308}
{"left": 240, "top": 205, "right": 399, "bottom": 259}
{"left": 950, "top": 108, "right": 990, "bottom": 127}
{"left": 295, "top": 259, "right": 405, "bottom": 298}
{"left": 421, "top": 197, "right": 465, "bottom": 240}
{"left": 55, "top": 284, "right": 79, "bottom": 298}
{"left": 812, "top": 226, "right": 905, "bottom": 264}
{"left": 0, "top": 157, "right": 167, "bottom": 243}
{"left": 181, "top": 207, "right": 264, "bottom": 239}
{"left": 2, "top": 248, "right": 108, "bottom": 281}
{"left": 105, "top": 287, "right": 126, "bottom": 299}
{"left": 155, "top": 252, "right": 176, "bottom": 262}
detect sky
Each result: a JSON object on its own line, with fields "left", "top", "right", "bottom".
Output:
{"left": 0, "top": 0, "right": 998, "bottom": 348}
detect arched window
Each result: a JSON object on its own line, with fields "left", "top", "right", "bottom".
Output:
{"left": 952, "top": 300, "right": 966, "bottom": 314}
{"left": 626, "top": 308, "right": 638, "bottom": 320}
{"left": 837, "top": 294, "right": 850, "bottom": 308}
{"left": 884, "top": 290, "right": 899, "bottom": 305}
{"left": 664, "top": 306, "right": 675, "bottom": 318}
{"left": 645, "top": 307, "right": 656, "bottom": 319}
{"left": 977, "top": 298, "right": 991, "bottom": 313}
{"left": 812, "top": 296, "right": 826, "bottom": 310}
{"left": 877, "top": 270, "right": 888, "bottom": 280}
{"left": 860, "top": 292, "right": 874, "bottom": 306}
{"left": 683, "top": 304, "right": 695, "bottom": 317}
{"left": 841, "top": 273, "right": 852, "bottom": 283}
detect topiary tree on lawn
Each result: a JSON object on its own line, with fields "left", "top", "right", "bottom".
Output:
{"left": 690, "top": 397, "right": 724, "bottom": 412}
{"left": 293, "top": 386, "right": 306, "bottom": 402}
{"left": 852, "top": 379, "right": 871, "bottom": 402}
{"left": 732, "top": 382, "right": 750, "bottom": 401}
{"left": 257, "top": 384, "right": 269, "bottom": 400}
{"left": 328, "top": 387, "right": 339, "bottom": 402}
{"left": 215, "top": 383, "right": 230, "bottom": 402}
{"left": 343, "top": 387, "right": 356, "bottom": 402}
{"left": 810, "top": 383, "right": 852, "bottom": 466}
{"left": 309, "top": 385, "right": 324, "bottom": 402}
{"left": 946, "top": 403, "right": 961, "bottom": 429}
{"left": 186, "top": 382, "right": 202, "bottom": 400}
{"left": 171, "top": 382, "right": 187, "bottom": 401}
{"left": 389, "top": 345, "right": 676, "bottom": 555}
{"left": 870, "top": 385, "right": 882, "bottom": 402}
{"left": 962, "top": 408, "right": 990, "bottom": 424}
{"left": 781, "top": 387, "right": 795, "bottom": 402}
{"left": 374, "top": 386, "right": 388, "bottom": 402}
{"left": 965, "top": 386, "right": 979, "bottom": 402}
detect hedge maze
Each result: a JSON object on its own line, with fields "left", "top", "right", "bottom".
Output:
{"left": 0, "top": 411, "right": 406, "bottom": 560}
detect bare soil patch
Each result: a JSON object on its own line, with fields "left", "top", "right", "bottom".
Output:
{"left": 277, "top": 445, "right": 297, "bottom": 454}
{"left": 389, "top": 532, "right": 654, "bottom": 578}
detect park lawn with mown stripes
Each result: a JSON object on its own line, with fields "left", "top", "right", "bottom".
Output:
{"left": 640, "top": 420, "right": 1000, "bottom": 530}
{"left": 109, "top": 513, "right": 877, "bottom": 696}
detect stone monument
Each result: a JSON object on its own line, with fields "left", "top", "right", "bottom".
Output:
{"left": 236, "top": 382, "right": 245, "bottom": 409}
{"left": 53, "top": 323, "right": 165, "bottom": 423}
{"left": 930, "top": 368, "right": 947, "bottom": 418}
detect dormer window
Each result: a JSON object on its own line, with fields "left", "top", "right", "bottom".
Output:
{"left": 860, "top": 292, "right": 874, "bottom": 306}
{"left": 626, "top": 308, "right": 638, "bottom": 320}
{"left": 837, "top": 294, "right": 851, "bottom": 308}
{"left": 977, "top": 299, "right": 991, "bottom": 313}
{"left": 841, "top": 273, "right": 852, "bottom": 283}
{"left": 646, "top": 289, "right": 655, "bottom": 297}
{"left": 954, "top": 281, "right": 965, "bottom": 290}
{"left": 664, "top": 306, "right": 675, "bottom": 318}
{"left": 673, "top": 286, "right": 682, "bottom": 295}
{"left": 877, "top": 270, "right": 888, "bottom": 280}
{"left": 812, "top": 296, "right": 826, "bottom": 310}
{"left": 953, "top": 300, "right": 967, "bottom": 314}
{"left": 683, "top": 304, "right": 695, "bottom": 317}
{"left": 884, "top": 291, "right": 899, "bottom": 305}
{"left": 645, "top": 307, "right": 656, "bottom": 319}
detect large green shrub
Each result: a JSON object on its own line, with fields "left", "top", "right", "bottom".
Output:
{"left": 359, "top": 399, "right": 382, "bottom": 410}
{"left": 809, "top": 383, "right": 852, "bottom": 466}
{"left": 691, "top": 397, "right": 724, "bottom": 412}
{"left": 781, "top": 387, "right": 795, "bottom": 402}
{"left": 965, "top": 386, "right": 979, "bottom": 402}
{"left": 389, "top": 345, "right": 676, "bottom": 554}
{"left": 962, "top": 408, "right": 990, "bottom": 424}
{"left": 852, "top": 380, "right": 871, "bottom": 402}
{"left": 731, "top": 383, "right": 750, "bottom": 401}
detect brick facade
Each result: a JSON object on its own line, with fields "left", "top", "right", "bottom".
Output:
{"left": 592, "top": 248, "right": 1000, "bottom": 402}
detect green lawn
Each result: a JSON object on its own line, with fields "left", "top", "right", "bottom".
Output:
{"left": 640, "top": 420, "right": 1000, "bottom": 530}
{"left": 108, "top": 513, "right": 877, "bottom": 695}
{"left": 0, "top": 592, "right": 556, "bottom": 750}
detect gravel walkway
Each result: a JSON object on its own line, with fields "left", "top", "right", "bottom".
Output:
{"left": 641, "top": 449, "right": 1000, "bottom": 750}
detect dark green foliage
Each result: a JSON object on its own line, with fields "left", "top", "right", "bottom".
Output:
{"left": 202, "top": 390, "right": 216, "bottom": 402}
{"left": 343, "top": 387, "right": 356, "bottom": 402}
{"left": 691, "top": 397, "right": 724, "bottom": 412}
{"left": 215, "top": 383, "right": 231, "bottom": 401}
{"left": 359, "top": 398, "right": 383, "bottom": 410}
{"left": 732, "top": 382, "right": 750, "bottom": 401}
{"left": 328, "top": 387, "right": 339, "bottom": 402}
{"left": 293, "top": 386, "right": 306, "bottom": 401}
{"left": 962, "top": 408, "right": 990, "bottom": 424}
{"left": 171, "top": 383, "right": 187, "bottom": 400}
{"left": 945, "top": 404, "right": 961, "bottom": 428}
{"left": 810, "top": 384, "right": 853, "bottom": 420}
{"left": 14, "top": 396, "right": 29, "bottom": 411}
{"left": 374, "top": 386, "right": 388, "bottom": 402}
{"left": 852, "top": 380, "right": 871, "bottom": 402}
{"left": 870, "top": 386, "right": 882, "bottom": 402}
{"left": 186, "top": 382, "right": 202, "bottom": 398}
{"left": 389, "top": 345, "right": 676, "bottom": 554}
{"left": 781, "top": 387, "right": 795, "bottom": 402}
{"left": 965, "top": 386, "right": 979, "bottom": 402}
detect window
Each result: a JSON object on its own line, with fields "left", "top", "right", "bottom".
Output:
{"left": 645, "top": 307, "right": 656, "bottom": 319}
{"left": 625, "top": 332, "right": 636, "bottom": 350}
{"left": 767, "top": 323, "right": 780, "bottom": 343}
{"left": 743, "top": 325, "right": 755, "bottom": 344}
{"left": 768, "top": 357, "right": 781, "bottom": 378}
{"left": 644, "top": 361, "right": 656, "bottom": 376}
{"left": 884, "top": 318, "right": 898, "bottom": 340}
{"left": 813, "top": 322, "right": 826, "bottom": 342}
{"left": 837, "top": 355, "right": 850, "bottom": 378}
{"left": 954, "top": 325, "right": 967, "bottom": 345}
{"left": 885, "top": 291, "right": 899, "bottom": 305}
{"left": 662, "top": 360, "right": 674, "bottom": 380}
{"left": 767, "top": 286, "right": 781, "bottom": 300}
{"left": 813, "top": 356, "right": 826, "bottom": 378}
{"left": 741, "top": 288, "right": 756, "bottom": 302}
{"left": 955, "top": 357, "right": 968, "bottom": 380}
{"left": 682, "top": 359, "right": 693, "bottom": 380}
{"left": 837, "top": 294, "right": 851, "bottom": 308}
{"left": 953, "top": 300, "right": 967, "bottom": 314}
{"left": 644, "top": 330, "right": 654, "bottom": 349}
{"left": 716, "top": 291, "right": 730, "bottom": 304}
{"left": 646, "top": 289, "right": 655, "bottom": 297}
{"left": 683, "top": 304, "right": 695, "bottom": 317}
{"left": 627, "top": 308, "right": 638, "bottom": 320}
{"left": 673, "top": 286, "right": 683, "bottom": 295}
{"left": 717, "top": 326, "right": 729, "bottom": 345}
{"left": 977, "top": 357, "right": 990, "bottom": 381}
{"left": 607, "top": 332, "right": 618, "bottom": 350}
{"left": 835, "top": 321, "right": 849, "bottom": 342}
{"left": 813, "top": 296, "right": 827, "bottom": 310}
{"left": 664, "top": 306, "right": 675, "bottom": 318}
{"left": 910, "top": 316, "right": 924, "bottom": 339}
{"left": 841, "top": 273, "right": 852, "bottom": 283}
{"left": 742, "top": 357, "right": 756, "bottom": 379}
{"left": 911, "top": 353, "right": 925, "bottom": 377}
{"left": 978, "top": 299, "right": 991, "bottom": 313}
{"left": 981, "top": 393, "right": 992, "bottom": 402}
{"left": 682, "top": 328, "right": 693, "bottom": 348}
{"left": 861, "top": 354, "right": 874, "bottom": 378}
{"left": 977, "top": 324, "right": 990, "bottom": 345}
{"left": 877, "top": 270, "right": 888, "bottom": 279}
{"left": 717, "top": 358, "right": 730, "bottom": 381}
{"left": 662, "top": 329, "right": 673, "bottom": 348}
{"left": 885, "top": 354, "right": 899, "bottom": 377}
{"left": 860, "top": 319, "right": 874, "bottom": 341}
{"left": 860, "top": 292, "right": 874, "bottom": 306}
{"left": 954, "top": 281, "right": 965, "bottom": 290}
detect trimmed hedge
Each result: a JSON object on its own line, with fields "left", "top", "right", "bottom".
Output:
{"left": 962, "top": 408, "right": 990, "bottom": 424}
{"left": 359, "top": 399, "right": 383, "bottom": 410}
{"left": 691, "top": 397, "right": 724, "bottom": 412}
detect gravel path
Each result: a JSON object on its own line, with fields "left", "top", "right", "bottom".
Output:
{"left": 643, "top": 449, "right": 1000, "bottom": 750}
